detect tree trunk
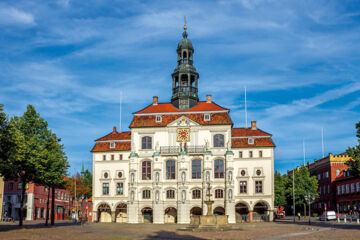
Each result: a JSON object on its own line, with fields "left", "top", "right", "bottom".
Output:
{"left": 51, "top": 186, "right": 55, "bottom": 225}
{"left": 45, "top": 187, "right": 50, "bottom": 226}
{"left": 19, "top": 179, "right": 26, "bottom": 226}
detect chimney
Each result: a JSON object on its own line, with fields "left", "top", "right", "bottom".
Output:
{"left": 153, "top": 96, "right": 158, "bottom": 105}
{"left": 251, "top": 121, "right": 257, "bottom": 130}
{"left": 113, "top": 126, "right": 117, "bottom": 132}
{"left": 206, "top": 94, "right": 212, "bottom": 103}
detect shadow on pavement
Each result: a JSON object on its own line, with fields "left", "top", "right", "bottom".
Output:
{"left": 274, "top": 219, "right": 360, "bottom": 230}
{"left": 0, "top": 221, "right": 81, "bottom": 232}
{"left": 146, "top": 230, "right": 205, "bottom": 240}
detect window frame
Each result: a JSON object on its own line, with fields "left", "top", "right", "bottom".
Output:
{"left": 166, "top": 189, "right": 175, "bottom": 199}
{"left": 141, "top": 136, "right": 152, "bottom": 150}
{"left": 155, "top": 115, "right": 162, "bottom": 123}
{"left": 142, "top": 161, "right": 152, "bottom": 180}
{"left": 192, "top": 159, "right": 201, "bottom": 179}
{"left": 213, "top": 134, "right": 225, "bottom": 148}
{"left": 204, "top": 114, "right": 211, "bottom": 121}
{"left": 240, "top": 181, "right": 247, "bottom": 194}
{"left": 166, "top": 160, "right": 176, "bottom": 180}
{"left": 142, "top": 189, "right": 151, "bottom": 199}
{"left": 102, "top": 182, "right": 109, "bottom": 195}
{"left": 215, "top": 189, "right": 224, "bottom": 199}
{"left": 192, "top": 189, "right": 201, "bottom": 199}
{"left": 255, "top": 180, "right": 263, "bottom": 193}
{"left": 214, "top": 159, "right": 224, "bottom": 179}
{"left": 116, "top": 182, "right": 124, "bottom": 195}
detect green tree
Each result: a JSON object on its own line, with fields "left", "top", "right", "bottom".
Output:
{"left": 286, "top": 166, "right": 318, "bottom": 215}
{"left": 37, "top": 132, "right": 69, "bottom": 226}
{"left": 0, "top": 105, "right": 48, "bottom": 226}
{"left": 346, "top": 121, "right": 360, "bottom": 177}
{"left": 274, "top": 171, "right": 288, "bottom": 207}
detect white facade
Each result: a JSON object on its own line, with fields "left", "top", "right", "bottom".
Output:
{"left": 92, "top": 116, "right": 275, "bottom": 224}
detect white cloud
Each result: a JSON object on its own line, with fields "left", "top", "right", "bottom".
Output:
{"left": 0, "top": 7, "right": 35, "bottom": 25}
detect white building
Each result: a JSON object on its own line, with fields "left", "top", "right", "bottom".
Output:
{"left": 91, "top": 25, "right": 275, "bottom": 224}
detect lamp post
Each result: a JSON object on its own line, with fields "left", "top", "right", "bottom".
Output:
{"left": 304, "top": 192, "right": 315, "bottom": 225}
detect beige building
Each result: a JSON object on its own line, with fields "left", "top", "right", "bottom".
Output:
{"left": 91, "top": 25, "right": 275, "bottom": 224}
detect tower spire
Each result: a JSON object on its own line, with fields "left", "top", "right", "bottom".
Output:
{"left": 184, "top": 15, "right": 187, "bottom": 30}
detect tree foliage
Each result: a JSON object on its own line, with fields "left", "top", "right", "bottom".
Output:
{"left": 274, "top": 170, "right": 288, "bottom": 207}
{"left": 65, "top": 169, "right": 92, "bottom": 200}
{"left": 346, "top": 121, "right": 360, "bottom": 177}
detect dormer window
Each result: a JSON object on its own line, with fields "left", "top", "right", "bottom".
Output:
{"left": 110, "top": 142, "right": 115, "bottom": 148}
{"left": 155, "top": 115, "right": 162, "bottom": 123}
{"left": 204, "top": 114, "right": 210, "bottom": 121}
{"left": 248, "top": 138, "right": 254, "bottom": 144}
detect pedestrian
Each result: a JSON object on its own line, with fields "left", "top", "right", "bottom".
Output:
{"left": 297, "top": 212, "right": 301, "bottom": 220}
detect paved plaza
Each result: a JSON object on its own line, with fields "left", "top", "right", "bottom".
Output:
{"left": 0, "top": 220, "right": 359, "bottom": 240}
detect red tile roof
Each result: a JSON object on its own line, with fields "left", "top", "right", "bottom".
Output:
{"left": 130, "top": 112, "right": 232, "bottom": 128}
{"left": 232, "top": 138, "right": 275, "bottom": 148}
{"left": 134, "top": 101, "right": 228, "bottom": 114}
{"left": 95, "top": 129, "right": 131, "bottom": 141}
{"left": 91, "top": 142, "right": 131, "bottom": 152}
{"left": 231, "top": 128, "right": 271, "bottom": 137}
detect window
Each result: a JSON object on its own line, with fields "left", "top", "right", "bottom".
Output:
{"left": 192, "top": 189, "right": 201, "bottom": 199}
{"left": 142, "top": 136, "right": 152, "bottom": 149}
{"left": 166, "top": 190, "right": 175, "bottom": 199}
{"left": 346, "top": 184, "right": 349, "bottom": 193}
{"left": 357, "top": 182, "right": 360, "bottom": 192}
{"left": 104, "top": 172, "right": 109, "bottom": 179}
{"left": 249, "top": 151, "right": 253, "bottom": 158}
{"left": 214, "top": 159, "right": 224, "bottom": 178}
{"left": 103, "top": 155, "right": 106, "bottom": 161}
{"left": 142, "top": 190, "right": 151, "bottom": 199}
{"left": 259, "top": 150, "right": 263, "bottom": 158}
{"left": 324, "top": 171, "right": 329, "bottom": 178}
{"left": 342, "top": 185, "right": 345, "bottom": 194}
{"left": 317, "top": 174, "right": 321, "bottom": 180}
{"left": 117, "top": 171, "right": 123, "bottom": 178}
{"left": 204, "top": 114, "right": 210, "bottom": 121}
{"left": 102, "top": 183, "right": 109, "bottom": 195}
{"left": 213, "top": 134, "right": 224, "bottom": 147}
{"left": 328, "top": 184, "right": 330, "bottom": 194}
{"left": 241, "top": 170, "right": 246, "bottom": 176}
{"left": 156, "top": 115, "right": 162, "bottom": 122}
{"left": 111, "top": 154, "right": 114, "bottom": 160}
{"left": 166, "top": 160, "right": 176, "bottom": 180}
{"left": 323, "top": 185, "right": 326, "bottom": 195}
{"left": 215, "top": 189, "right": 223, "bottom": 198}
{"left": 119, "top": 154, "right": 123, "bottom": 160}
{"left": 41, "top": 208, "right": 45, "bottom": 218}
{"left": 337, "top": 186, "right": 341, "bottom": 195}
{"left": 240, "top": 181, "right": 247, "bottom": 193}
{"left": 192, "top": 160, "right": 201, "bottom": 179}
{"left": 142, "top": 161, "right": 151, "bottom": 180}
{"left": 110, "top": 142, "right": 115, "bottom": 148}
{"left": 17, "top": 183, "right": 22, "bottom": 190}
{"left": 336, "top": 169, "right": 340, "bottom": 176}
{"left": 351, "top": 183, "right": 355, "bottom": 193}
{"left": 320, "top": 186, "right": 322, "bottom": 195}
{"left": 8, "top": 182, "right": 13, "bottom": 190}
{"left": 256, "top": 169, "right": 261, "bottom": 176}
{"left": 116, "top": 183, "right": 124, "bottom": 195}
{"left": 255, "top": 180, "right": 263, "bottom": 193}
{"left": 248, "top": 138, "right": 254, "bottom": 144}
{"left": 239, "top": 151, "right": 243, "bottom": 158}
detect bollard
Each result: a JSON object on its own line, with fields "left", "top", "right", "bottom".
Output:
{"left": 357, "top": 218, "right": 359, "bottom": 224}
{"left": 344, "top": 217, "right": 347, "bottom": 223}
{"left": 337, "top": 217, "right": 340, "bottom": 223}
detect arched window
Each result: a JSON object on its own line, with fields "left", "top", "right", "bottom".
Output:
{"left": 192, "top": 189, "right": 201, "bottom": 199}
{"left": 142, "top": 161, "right": 151, "bottom": 180}
{"left": 166, "top": 160, "right": 176, "bottom": 180}
{"left": 192, "top": 160, "right": 201, "bottom": 179}
{"left": 142, "top": 190, "right": 151, "bottom": 199}
{"left": 142, "top": 136, "right": 152, "bottom": 149}
{"left": 214, "top": 159, "right": 224, "bottom": 178}
{"left": 215, "top": 189, "right": 224, "bottom": 199}
{"left": 213, "top": 134, "right": 224, "bottom": 147}
{"left": 166, "top": 190, "right": 175, "bottom": 199}
{"left": 183, "top": 51, "right": 187, "bottom": 59}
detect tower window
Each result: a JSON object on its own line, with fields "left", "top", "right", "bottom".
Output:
{"left": 204, "top": 114, "right": 210, "bottom": 121}
{"left": 155, "top": 115, "right": 162, "bottom": 123}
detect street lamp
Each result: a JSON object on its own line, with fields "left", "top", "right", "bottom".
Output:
{"left": 304, "top": 192, "right": 315, "bottom": 225}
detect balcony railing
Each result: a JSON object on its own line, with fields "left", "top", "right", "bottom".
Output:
{"left": 186, "top": 145, "right": 205, "bottom": 154}
{"left": 160, "top": 146, "right": 180, "bottom": 155}
{"left": 172, "top": 86, "right": 198, "bottom": 94}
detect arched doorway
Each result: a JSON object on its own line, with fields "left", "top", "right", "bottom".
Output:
{"left": 213, "top": 207, "right": 225, "bottom": 215}
{"left": 115, "top": 203, "right": 127, "bottom": 223}
{"left": 253, "top": 202, "right": 269, "bottom": 222}
{"left": 98, "top": 203, "right": 112, "bottom": 223}
{"left": 190, "top": 207, "right": 202, "bottom": 216}
{"left": 235, "top": 203, "right": 249, "bottom": 222}
{"left": 142, "top": 207, "right": 153, "bottom": 223}
{"left": 164, "top": 207, "right": 177, "bottom": 224}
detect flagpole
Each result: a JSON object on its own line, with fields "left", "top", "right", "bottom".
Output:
{"left": 303, "top": 139, "right": 306, "bottom": 166}
{"left": 120, "top": 91, "right": 122, "bottom": 133}
{"left": 321, "top": 127, "right": 324, "bottom": 158}
{"left": 245, "top": 87, "right": 247, "bottom": 128}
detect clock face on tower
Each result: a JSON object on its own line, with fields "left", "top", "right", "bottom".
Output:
{"left": 176, "top": 128, "right": 190, "bottom": 142}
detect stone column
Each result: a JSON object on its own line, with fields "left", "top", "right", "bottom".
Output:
{"left": 26, "top": 193, "right": 34, "bottom": 221}
{"left": 153, "top": 202, "right": 164, "bottom": 224}
{"left": 269, "top": 210, "right": 274, "bottom": 221}
{"left": 227, "top": 202, "right": 236, "bottom": 224}
{"left": 111, "top": 211, "right": 116, "bottom": 223}
{"left": 92, "top": 211, "right": 97, "bottom": 222}
{"left": 128, "top": 203, "right": 138, "bottom": 223}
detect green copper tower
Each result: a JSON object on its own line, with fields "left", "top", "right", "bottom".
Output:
{"left": 171, "top": 23, "right": 199, "bottom": 109}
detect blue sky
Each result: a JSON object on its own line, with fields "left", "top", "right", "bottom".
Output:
{"left": 1, "top": 0, "right": 360, "bottom": 174}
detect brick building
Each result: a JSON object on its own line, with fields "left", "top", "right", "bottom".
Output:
{"left": 0, "top": 177, "right": 4, "bottom": 220}
{"left": 307, "top": 153, "right": 351, "bottom": 214}
{"left": 2, "top": 180, "right": 71, "bottom": 221}
{"left": 335, "top": 170, "right": 360, "bottom": 213}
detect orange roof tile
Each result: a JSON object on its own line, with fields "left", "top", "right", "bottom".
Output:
{"left": 91, "top": 142, "right": 131, "bottom": 152}
{"left": 130, "top": 112, "right": 232, "bottom": 128}
{"left": 134, "top": 101, "right": 228, "bottom": 114}
{"left": 232, "top": 128, "right": 271, "bottom": 137}
{"left": 232, "top": 138, "right": 275, "bottom": 148}
{"left": 96, "top": 128, "right": 131, "bottom": 141}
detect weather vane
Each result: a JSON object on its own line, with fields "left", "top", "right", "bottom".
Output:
{"left": 184, "top": 15, "right": 187, "bottom": 30}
